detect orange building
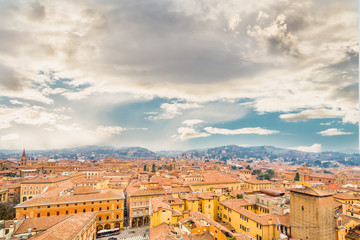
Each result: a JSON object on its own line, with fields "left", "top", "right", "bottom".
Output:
{"left": 15, "top": 183, "right": 125, "bottom": 232}
{"left": 20, "top": 173, "right": 84, "bottom": 202}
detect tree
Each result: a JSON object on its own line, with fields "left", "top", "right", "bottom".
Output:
{"left": 143, "top": 165, "right": 147, "bottom": 171}
{"left": 151, "top": 164, "right": 156, "bottom": 172}
{"left": 266, "top": 169, "right": 274, "bottom": 179}
{"left": 246, "top": 165, "right": 252, "bottom": 170}
{"left": 294, "top": 172, "right": 300, "bottom": 181}
{"left": 0, "top": 202, "right": 16, "bottom": 220}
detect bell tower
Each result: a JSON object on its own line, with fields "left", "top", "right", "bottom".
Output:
{"left": 20, "top": 149, "right": 28, "bottom": 166}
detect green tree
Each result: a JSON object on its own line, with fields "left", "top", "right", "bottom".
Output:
{"left": 246, "top": 165, "right": 252, "bottom": 170}
{"left": 294, "top": 172, "right": 300, "bottom": 181}
{"left": 151, "top": 164, "right": 156, "bottom": 172}
{"left": 0, "top": 202, "right": 16, "bottom": 220}
{"left": 266, "top": 169, "right": 274, "bottom": 179}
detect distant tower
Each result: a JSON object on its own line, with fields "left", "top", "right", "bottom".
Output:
{"left": 20, "top": 149, "right": 28, "bottom": 166}
{"left": 290, "top": 187, "right": 335, "bottom": 240}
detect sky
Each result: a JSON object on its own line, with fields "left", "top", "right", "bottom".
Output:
{"left": 0, "top": 0, "right": 358, "bottom": 152}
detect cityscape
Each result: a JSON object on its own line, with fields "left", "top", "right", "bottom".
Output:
{"left": 0, "top": 0, "right": 359, "bottom": 240}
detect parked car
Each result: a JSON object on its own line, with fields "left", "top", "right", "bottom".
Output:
{"left": 108, "top": 238, "right": 117, "bottom": 240}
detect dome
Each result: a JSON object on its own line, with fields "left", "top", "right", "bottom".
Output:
{"left": 48, "top": 157, "right": 56, "bottom": 163}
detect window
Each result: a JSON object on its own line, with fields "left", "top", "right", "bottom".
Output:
{"left": 30, "top": 191, "right": 32, "bottom": 194}
{"left": 57, "top": 205, "right": 60, "bottom": 207}
{"left": 75, "top": 209, "right": 77, "bottom": 213}
{"left": 134, "top": 202, "right": 137, "bottom": 207}
{"left": 91, "top": 208, "right": 94, "bottom": 212}
{"left": 106, "top": 216, "right": 109, "bottom": 220}
{"left": 75, "top": 203, "right": 78, "bottom": 206}
{"left": 66, "top": 204, "right": 69, "bottom": 206}
{"left": 302, "top": 206, "right": 304, "bottom": 211}
{"left": 99, "top": 207, "right": 102, "bottom": 211}
{"left": 229, "top": 218, "right": 231, "bottom": 222}
{"left": 99, "top": 216, "right": 102, "bottom": 221}
{"left": 24, "top": 208, "right": 27, "bottom": 210}
{"left": 47, "top": 212, "right": 50, "bottom": 216}
{"left": 83, "top": 203, "right": 86, "bottom": 205}
{"left": 66, "top": 210, "right": 69, "bottom": 214}
{"left": 37, "top": 213, "right": 40, "bottom": 217}
{"left": 257, "top": 223, "right": 261, "bottom": 229}
{"left": 83, "top": 209, "right": 86, "bottom": 213}
{"left": 117, "top": 205, "right": 119, "bottom": 209}
{"left": 23, "top": 191, "right": 26, "bottom": 194}
{"left": 56, "top": 211, "right": 59, "bottom": 215}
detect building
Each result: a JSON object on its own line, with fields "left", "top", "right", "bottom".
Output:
{"left": 13, "top": 212, "right": 97, "bottom": 240}
{"left": 243, "top": 179, "right": 272, "bottom": 190}
{"left": 290, "top": 187, "right": 335, "bottom": 240}
{"left": 20, "top": 149, "right": 27, "bottom": 166}
{"left": 128, "top": 183, "right": 191, "bottom": 228}
{"left": 20, "top": 173, "right": 84, "bottom": 202}
{"left": 15, "top": 182, "right": 125, "bottom": 232}
{"left": 218, "top": 199, "right": 282, "bottom": 240}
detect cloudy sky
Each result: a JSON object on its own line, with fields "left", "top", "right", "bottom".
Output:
{"left": 0, "top": 0, "right": 358, "bottom": 152}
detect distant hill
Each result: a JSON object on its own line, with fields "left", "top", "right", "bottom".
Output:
{"left": 0, "top": 144, "right": 359, "bottom": 166}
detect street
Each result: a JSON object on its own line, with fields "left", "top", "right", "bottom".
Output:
{"left": 98, "top": 227, "right": 149, "bottom": 240}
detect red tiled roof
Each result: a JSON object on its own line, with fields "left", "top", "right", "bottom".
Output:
{"left": 29, "top": 212, "right": 96, "bottom": 240}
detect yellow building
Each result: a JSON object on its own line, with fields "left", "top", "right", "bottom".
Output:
{"left": 335, "top": 214, "right": 360, "bottom": 240}
{"left": 218, "top": 199, "right": 281, "bottom": 240}
{"left": 187, "top": 172, "right": 242, "bottom": 193}
{"left": 128, "top": 183, "right": 191, "bottom": 228}
{"left": 150, "top": 192, "right": 229, "bottom": 229}
{"left": 0, "top": 189, "right": 9, "bottom": 203}
{"left": 244, "top": 179, "right": 272, "bottom": 190}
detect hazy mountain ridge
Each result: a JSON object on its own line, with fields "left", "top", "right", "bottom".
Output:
{"left": 0, "top": 145, "right": 359, "bottom": 165}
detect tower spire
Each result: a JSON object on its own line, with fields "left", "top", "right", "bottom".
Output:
{"left": 22, "top": 148, "right": 26, "bottom": 157}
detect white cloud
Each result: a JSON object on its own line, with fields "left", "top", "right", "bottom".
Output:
{"left": 182, "top": 119, "right": 204, "bottom": 126}
{"left": 10, "top": 100, "right": 24, "bottom": 105}
{"left": 0, "top": 133, "right": 19, "bottom": 141}
{"left": 228, "top": 14, "right": 241, "bottom": 32}
{"left": 0, "top": 105, "right": 69, "bottom": 129}
{"left": 173, "top": 127, "right": 210, "bottom": 141}
{"left": 95, "top": 126, "right": 125, "bottom": 137}
{"left": 289, "top": 143, "right": 322, "bottom": 153}
{"left": 148, "top": 101, "right": 202, "bottom": 120}
{"left": 279, "top": 109, "right": 344, "bottom": 122}
{"left": 317, "top": 128, "right": 354, "bottom": 136}
{"left": 204, "top": 127, "right": 279, "bottom": 135}
{"left": 248, "top": 14, "right": 299, "bottom": 56}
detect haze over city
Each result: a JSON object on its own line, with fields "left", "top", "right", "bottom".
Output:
{"left": 0, "top": 0, "right": 358, "bottom": 152}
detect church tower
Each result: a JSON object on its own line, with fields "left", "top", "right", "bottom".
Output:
{"left": 20, "top": 149, "right": 28, "bottom": 166}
